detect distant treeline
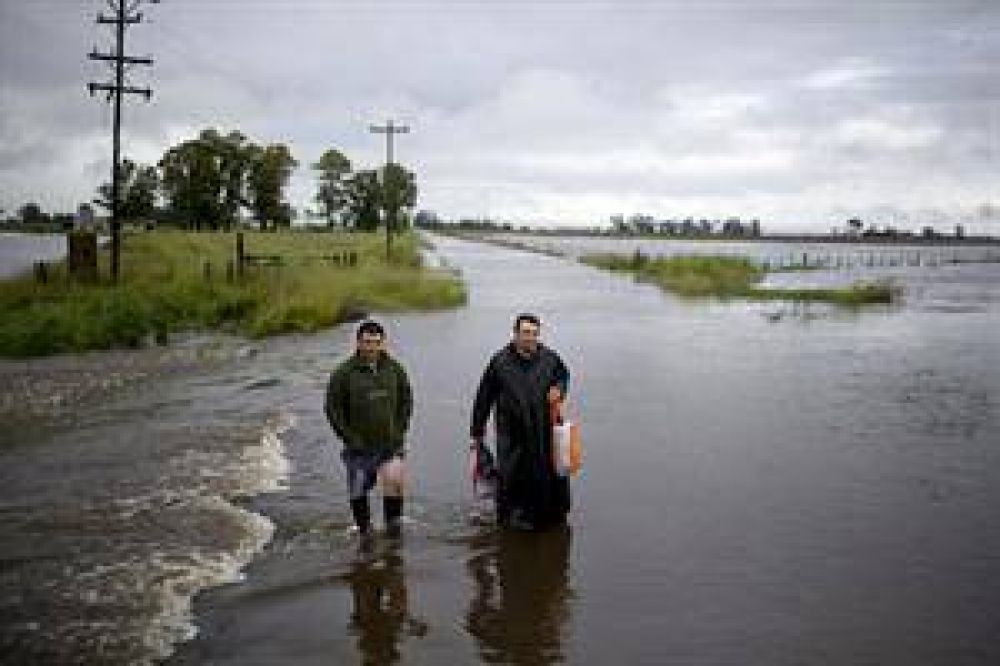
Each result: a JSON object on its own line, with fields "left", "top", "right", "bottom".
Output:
{"left": 3, "top": 128, "right": 417, "bottom": 233}
{"left": 412, "top": 217, "right": 998, "bottom": 244}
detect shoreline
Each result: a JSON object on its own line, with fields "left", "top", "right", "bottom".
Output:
{"left": 0, "top": 230, "right": 466, "bottom": 359}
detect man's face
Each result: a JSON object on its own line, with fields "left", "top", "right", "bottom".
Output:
{"left": 513, "top": 321, "right": 540, "bottom": 356}
{"left": 357, "top": 332, "right": 384, "bottom": 362}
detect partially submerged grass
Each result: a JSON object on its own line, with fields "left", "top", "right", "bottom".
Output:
{"left": 581, "top": 252, "right": 896, "bottom": 305}
{"left": 743, "top": 283, "right": 895, "bottom": 305}
{"left": 0, "top": 230, "right": 466, "bottom": 357}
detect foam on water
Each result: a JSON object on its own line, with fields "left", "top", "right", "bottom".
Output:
{"left": 133, "top": 409, "right": 296, "bottom": 662}
{"left": 1, "top": 409, "right": 295, "bottom": 665}
{"left": 135, "top": 499, "right": 276, "bottom": 663}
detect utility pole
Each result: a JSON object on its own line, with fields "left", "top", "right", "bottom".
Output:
{"left": 369, "top": 119, "right": 409, "bottom": 260}
{"left": 88, "top": 0, "right": 158, "bottom": 282}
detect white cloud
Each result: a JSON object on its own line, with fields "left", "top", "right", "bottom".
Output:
{"left": 800, "top": 58, "right": 890, "bottom": 90}
{"left": 833, "top": 112, "right": 942, "bottom": 151}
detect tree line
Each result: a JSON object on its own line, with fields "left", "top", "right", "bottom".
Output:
{"left": 5, "top": 128, "right": 417, "bottom": 232}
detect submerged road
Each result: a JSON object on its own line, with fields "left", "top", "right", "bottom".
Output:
{"left": 172, "top": 233, "right": 1000, "bottom": 665}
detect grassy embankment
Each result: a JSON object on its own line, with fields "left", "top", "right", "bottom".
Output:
{"left": 0, "top": 230, "right": 465, "bottom": 357}
{"left": 581, "top": 252, "right": 896, "bottom": 305}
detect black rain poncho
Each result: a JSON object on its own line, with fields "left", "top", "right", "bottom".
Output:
{"left": 470, "top": 342, "right": 571, "bottom": 528}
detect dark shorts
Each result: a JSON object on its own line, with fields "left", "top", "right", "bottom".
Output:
{"left": 341, "top": 449, "right": 398, "bottom": 500}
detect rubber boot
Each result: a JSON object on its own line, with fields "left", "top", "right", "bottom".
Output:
{"left": 384, "top": 496, "right": 403, "bottom": 538}
{"left": 351, "top": 497, "right": 373, "bottom": 542}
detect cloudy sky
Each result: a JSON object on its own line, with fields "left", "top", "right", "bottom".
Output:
{"left": 2, "top": 0, "right": 999, "bottom": 231}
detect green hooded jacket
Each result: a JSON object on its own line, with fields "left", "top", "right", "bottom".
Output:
{"left": 324, "top": 352, "right": 412, "bottom": 454}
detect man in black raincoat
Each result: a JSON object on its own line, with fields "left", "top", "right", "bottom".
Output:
{"left": 470, "top": 313, "right": 571, "bottom": 530}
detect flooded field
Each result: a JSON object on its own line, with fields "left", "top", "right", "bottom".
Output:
{"left": 2, "top": 233, "right": 999, "bottom": 664}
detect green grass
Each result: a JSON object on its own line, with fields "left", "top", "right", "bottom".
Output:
{"left": 743, "top": 283, "right": 896, "bottom": 305}
{"left": 581, "top": 252, "right": 896, "bottom": 305}
{"left": 0, "top": 229, "right": 466, "bottom": 357}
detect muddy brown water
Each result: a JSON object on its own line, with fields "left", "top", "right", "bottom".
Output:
{"left": 2, "top": 233, "right": 999, "bottom": 664}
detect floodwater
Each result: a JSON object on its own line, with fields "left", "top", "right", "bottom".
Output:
{"left": 2, "top": 233, "right": 1000, "bottom": 664}
{"left": 496, "top": 233, "right": 1000, "bottom": 268}
{"left": 0, "top": 233, "right": 66, "bottom": 279}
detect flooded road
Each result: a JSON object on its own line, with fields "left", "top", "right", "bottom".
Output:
{"left": 3, "top": 234, "right": 1000, "bottom": 664}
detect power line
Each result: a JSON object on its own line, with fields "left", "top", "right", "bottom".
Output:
{"left": 87, "top": 0, "right": 158, "bottom": 282}
{"left": 369, "top": 119, "right": 409, "bottom": 260}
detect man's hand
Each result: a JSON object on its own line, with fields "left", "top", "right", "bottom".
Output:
{"left": 547, "top": 385, "right": 563, "bottom": 404}
{"left": 470, "top": 436, "right": 482, "bottom": 451}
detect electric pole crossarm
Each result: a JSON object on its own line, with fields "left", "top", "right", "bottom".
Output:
{"left": 369, "top": 126, "right": 410, "bottom": 134}
{"left": 97, "top": 14, "right": 142, "bottom": 25}
{"left": 88, "top": 51, "right": 153, "bottom": 65}
{"left": 369, "top": 125, "right": 410, "bottom": 137}
{"left": 87, "top": 82, "right": 152, "bottom": 98}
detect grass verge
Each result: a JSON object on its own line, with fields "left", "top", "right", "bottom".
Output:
{"left": 0, "top": 230, "right": 466, "bottom": 358}
{"left": 581, "top": 252, "right": 896, "bottom": 305}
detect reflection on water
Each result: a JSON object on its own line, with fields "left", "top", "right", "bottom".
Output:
{"left": 344, "top": 550, "right": 428, "bottom": 665}
{"left": 7, "top": 234, "right": 1000, "bottom": 664}
{"left": 466, "top": 527, "right": 573, "bottom": 665}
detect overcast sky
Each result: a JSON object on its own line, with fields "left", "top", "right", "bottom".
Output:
{"left": 2, "top": 0, "right": 999, "bottom": 231}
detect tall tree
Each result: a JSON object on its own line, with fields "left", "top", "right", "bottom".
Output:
{"left": 313, "top": 148, "right": 352, "bottom": 227}
{"left": 344, "top": 164, "right": 418, "bottom": 233}
{"left": 201, "top": 129, "right": 253, "bottom": 230}
{"left": 380, "top": 163, "right": 417, "bottom": 232}
{"left": 18, "top": 202, "right": 46, "bottom": 225}
{"left": 159, "top": 136, "right": 225, "bottom": 230}
{"left": 346, "top": 169, "right": 383, "bottom": 231}
{"left": 246, "top": 143, "right": 298, "bottom": 230}
{"left": 157, "top": 128, "right": 256, "bottom": 230}
{"left": 95, "top": 159, "right": 159, "bottom": 222}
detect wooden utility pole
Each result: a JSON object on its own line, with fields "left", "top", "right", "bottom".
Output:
{"left": 88, "top": 0, "right": 157, "bottom": 282}
{"left": 369, "top": 120, "right": 409, "bottom": 260}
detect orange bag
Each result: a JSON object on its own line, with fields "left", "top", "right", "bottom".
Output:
{"left": 550, "top": 401, "right": 582, "bottom": 477}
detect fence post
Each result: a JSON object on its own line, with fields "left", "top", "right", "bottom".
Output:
{"left": 68, "top": 230, "right": 98, "bottom": 282}
{"left": 236, "top": 231, "right": 245, "bottom": 279}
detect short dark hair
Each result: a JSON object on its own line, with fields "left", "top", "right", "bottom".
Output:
{"left": 513, "top": 313, "right": 541, "bottom": 331}
{"left": 356, "top": 320, "right": 385, "bottom": 340}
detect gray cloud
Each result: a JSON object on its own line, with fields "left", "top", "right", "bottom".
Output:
{"left": 2, "top": 0, "right": 1000, "bottom": 231}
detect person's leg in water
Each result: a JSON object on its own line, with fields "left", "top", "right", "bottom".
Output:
{"left": 379, "top": 455, "right": 406, "bottom": 538}
{"left": 344, "top": 451, "right": 379, "bottom": 546}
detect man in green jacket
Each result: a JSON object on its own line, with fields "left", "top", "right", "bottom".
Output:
{"left": 325, "top": 320, "right": 413, "bottom": 540}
